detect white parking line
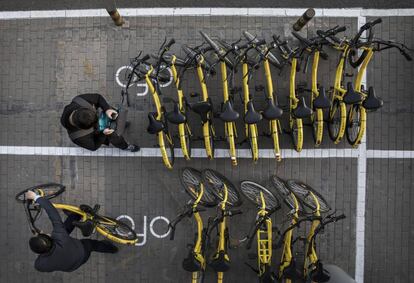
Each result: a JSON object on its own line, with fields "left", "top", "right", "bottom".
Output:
{"left": 0, "top": 8, "right": 414, "bottom": 20}
{"left": 0, "top": 145, "right": 413, "bottom": 159}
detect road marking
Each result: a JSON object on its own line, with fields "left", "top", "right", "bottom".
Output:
{"left": 1, "top": 8, "right": 414, "bottom": 20}
{"left": 0, "top": 146, "right": 413, "bottom": 159}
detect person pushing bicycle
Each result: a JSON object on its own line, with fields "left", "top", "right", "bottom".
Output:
{"left": 61, "top": 93, "right": 140, "bottom": 152}
{"left": 25, "top": 190, "right": 118, "bottom": 272}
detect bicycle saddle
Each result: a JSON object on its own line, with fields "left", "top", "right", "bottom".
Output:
{"left": 244, "top": 101, "right": 263, "bottom": 124}
{"left": 309, "top": 261, "right": 331, "bottom": 283}
{"left": 190, "top": 101, "right": 212, "bottom": 123}
{"left": 209, "top": 251, "right": 231, "bottom": 272}
{"left": 262, "top": 97, "right": 283, "bottom": 120}
{"left": 73, "top": 220, "right": 95, "bottom": 237}
{"left": 260, "top": 267, "right": 276, "bottom": 283}
{"left": 313, "top": 87, "right": 331, "bottom": 109}
{"left": 362, "top": 87, "right": 383, "bottom": 110}
{"left": 293, "top": 96, "right": 313, "bottom": 118}
{"left": 343, "top": 82, "right": 363, "bottom": 104}
{"left": 147, "top": 112, "right": 165, "bottom": 134}
{"left": 165, "top": 103, "right": 187, "bottom": 124}
{"left": 219, "top": 101, "right": 239, "bottom": 122}
{"left": 182, "top": 251, "right": 203, "bottom": 272}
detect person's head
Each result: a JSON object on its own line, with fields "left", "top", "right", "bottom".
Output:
{"left": 29, "top": 234, "right": 53, "bottom": 254}
{"left": 72, "top": 108, "right": 98, "bottom": 129}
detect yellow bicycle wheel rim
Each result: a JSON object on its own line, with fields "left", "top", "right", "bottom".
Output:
{"left": 313, "top": 109, "right": 324, "bottom": 146}
{"left": 203, "top": 122, "right": 213, "bottom": 159}
{"left": 178, "top": 123, "right": 190, "bottom": 160}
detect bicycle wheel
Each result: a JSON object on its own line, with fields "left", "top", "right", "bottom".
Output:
{"left": 240, "top": 181, "right": 280, "bottom": 210}
{"left": 290, "top": 117, "right": 303, "bottom": 152}
{"left": 285, "top": 180, "right": 330, "bottom": 213}
{"left": 312, "top": 108, "right": 324, "bottom": 146}
{"left": 328, "top": 99, "right": 346, "bottom": 144}
{"left": 15, "top": 183, "right": 65, "bottom": 203}
{"left": 346, "top": 104, "right": 366, "bottom": 147}
{"left": 180, "top": 167, "right": 218, "bottom": 207}
{"left": 95, "top": 214, "right": 138, "bottom": 243}
{"left": 269, "top": 176, "right": 297, "bottom": 210}
{"left": 201, "top": 169, "right": 242, "bottom": 207}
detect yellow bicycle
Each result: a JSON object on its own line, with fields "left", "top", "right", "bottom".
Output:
{"left": 240, "top": 180, "right": 281, "bottom": 282}
{"left": 321, "top": 18, "right": 411, "bottom": 146}
{"left": 202, "top": 169, "right": 242, "bottom": 283}
{"left": 152, "top": 39, "right": 193, "bottom": 160}
{"left": 168, "top": 168, "right": 218, "bottom": 283}
{"left": 200, "top": 31, "right": 239, "bottom": 165}
{"left": 125, "top": 52, "right": 174, "bottom": 169}
{"left": 286, "top": 180, "right": 345, "bottom": 282}
{"left": 243, "top": 31, "right": 284, "bottom": 161}
{"left": 273, "top": 35, "right": 313, "bottom": 152}
{"left": 16, "top": 183, "right": 138, "bottom": 245}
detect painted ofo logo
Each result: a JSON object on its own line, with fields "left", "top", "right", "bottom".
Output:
{"left": 116, "top": 215, "right": 171, "bottom": 246}
{"left": 115, "top": 65, "right": 173, "bottom": 97}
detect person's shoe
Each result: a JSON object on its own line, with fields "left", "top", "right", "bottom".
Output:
{"left": 126, "top": 144, "right": 140, "bottom": 152}
{"left": 101, "top": 240, "right": 119, "bottom": 253}
{"left": 125, "top": 121, "right": 131, "bottom": 129}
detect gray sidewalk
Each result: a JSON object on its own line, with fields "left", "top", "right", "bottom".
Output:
{"left": 0, "top": 11, "right": 413, "bottom": 283}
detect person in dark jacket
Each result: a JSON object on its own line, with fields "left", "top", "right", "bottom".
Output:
{"left": 25, "top": 190, "right": 118, "bottom": 272}
{"left": 61, "top": 93, "right": 139, "bottom": 152}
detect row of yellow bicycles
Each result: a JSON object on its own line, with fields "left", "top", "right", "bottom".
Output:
{"left": 122, "top": 18, "right": 412, "bottom": 169}
{"left": 169, "top": 168, "right": 349, "bottom": 283}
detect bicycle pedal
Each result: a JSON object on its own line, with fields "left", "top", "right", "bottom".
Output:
{"left": 345, "top": 73, "right": 354, "bottom": 77}
{"left": 255, "top": 85, "right": 265, "bottom": 92}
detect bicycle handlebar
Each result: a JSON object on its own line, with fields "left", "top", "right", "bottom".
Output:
{"left": 199, "top": 31, "right": 235, "bottom": 69}
{"left": 168, "top": 204, "right": 206, "bottom": 240}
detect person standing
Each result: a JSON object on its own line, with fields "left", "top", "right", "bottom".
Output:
{"left": 61, "top": 93, "right": 139, "bottom": 152}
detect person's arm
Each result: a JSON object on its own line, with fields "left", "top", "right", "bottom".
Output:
{"left": 35, "top": 197, "right": 67, "bottom": 235}
{"left": 79, "top": 93, "right": 111, "bottom": 112}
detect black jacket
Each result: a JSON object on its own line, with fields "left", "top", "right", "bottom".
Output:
{"left": 34, "top": 197, "right": 85, "bottom": 272}
{"left": 61, "top": 93, "right": 111, "bottom": 151}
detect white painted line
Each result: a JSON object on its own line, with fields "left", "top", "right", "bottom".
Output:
{"left": 0, "top": 146, "right": 413, "bottom": 159}
{"left": 1, "top": 8, "right": 414, "bottom": 20}
{"left": 355, "top": 15, "right": 367, "bottom": 283}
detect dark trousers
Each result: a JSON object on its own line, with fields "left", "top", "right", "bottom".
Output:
{"left": 63, "top": 213, "right": 116, "bottom": 264}
{"left": 105, "top": 133, "right": 128, "bottom": 150}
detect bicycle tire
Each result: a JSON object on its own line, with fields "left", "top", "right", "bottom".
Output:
{"left": 180, "top": 167, "right": 218, "bottom": 207}
{"left": 269, "top": 176, "right": 298, "bottom": 210}
{"left": 285, "top": 180, "right": 330, "bottom": 213}
{"left": 290, "top": 117, "right": 303, "bottom": 152}
{"left": 15, "top": 183, "right": 65, "bottom": 203}
{"left": 346, "top": 104, "right": 366, "bottom": 147}
{"left": 201, "top": 169, "right": 242, "bottom": 207}
{"left": 95, "top": 214, "right": 138, "bottom": 242}
{"left": 328, "top": 99, "right": 346, "bottom": 143}
{"left": 240, "top": 181, "right": 280, "bottom": 210}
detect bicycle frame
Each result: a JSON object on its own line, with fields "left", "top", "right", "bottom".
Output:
{"left": 303, "top": 192, "right": 322, "bottom": 278}
{"left": 144, "top": 65, "right": 175, "bottom": 169}
{"left": 242, "top": 62, "right": 260, "bottom": 162}
{"left": 278, "top": 195, "right": 300, "bottom": 283}
{"left": 289, "top": 57, "right": 304, "bottom": 152}
{"left": 255, "top": 192, "right": 273, "bottom": 276}
{"left": 262, "top": 56, "right": 282, "bottom": 161}
{"left": 170, "top": 55, "right": 192, "bottom": 160}
{"left": 329, "top": 44, "right": 350, "bottom": 144}
{"left": 220, "top": 60, "right": 238, "bottom": 166}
